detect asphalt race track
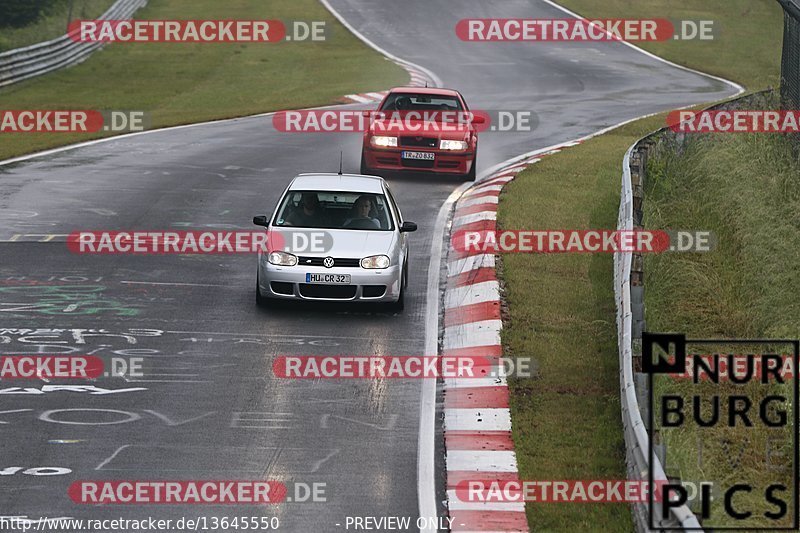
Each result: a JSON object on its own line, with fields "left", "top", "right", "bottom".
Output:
{"left": 0, "top": 1, "right": 738, "bottom": 531}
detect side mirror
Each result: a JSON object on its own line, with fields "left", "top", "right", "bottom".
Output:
{"left": 400, "top": 221, "right": 417, "bottom": 233}
{"left": 253, "top": 215, "right": 268, "bottom": 227}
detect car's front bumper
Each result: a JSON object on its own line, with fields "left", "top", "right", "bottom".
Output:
{"left": 258, "top": 258, "right": 402, "bottom": 302}
{"left": 363, "top": 147, "right": 474, "bottom": 175}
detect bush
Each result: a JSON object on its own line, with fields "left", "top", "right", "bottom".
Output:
{"left": 0, "top": 0, "right": 64, "bottom": 29}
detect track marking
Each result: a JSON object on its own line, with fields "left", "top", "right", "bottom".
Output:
{"left": 121, "top": 281, "right": 227, "bottom": 287}
{"left": 95, "top": 444, "right": 131, "bottom": 470}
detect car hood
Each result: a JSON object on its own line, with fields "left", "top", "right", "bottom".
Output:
{"left": 269, "top": 227, "right": 397, "bottom": 258}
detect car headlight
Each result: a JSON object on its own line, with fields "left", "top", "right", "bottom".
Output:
{"left": 370, "top": 136, "right": 398, "bottom": 148}
{"left": 267, "top": 251, "right": 297, "bottom": 266}
{"left": 361, "top": 255, "right": 390, "bottom": 269}
{"left": 440, "top": 139, "right": 468, "bottom": 151}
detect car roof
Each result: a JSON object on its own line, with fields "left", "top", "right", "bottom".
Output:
{"left": 388, "top": 86, "right": 461, "bottom": 97}
{"left": 289, "top": 173, "right": 386, "bottom": 194}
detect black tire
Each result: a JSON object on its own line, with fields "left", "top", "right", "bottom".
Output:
{"left": 360, "top": 153, "right": 371, "bottom": 175}
{"left": 465, "top": 154, "right": 477, "bottom": 181}
{"left": 256, "top": 273, "right": 266, "bottom": 307}
{"left": 388, "top": 260, "right": 407, "bottom": 312}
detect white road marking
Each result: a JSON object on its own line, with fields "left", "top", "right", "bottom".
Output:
{"left": 95, "top": 444, "right": 131, "bottom": 470}
{"left": 443, "top": 320, "right": 502, "bottom": 350}
{"left": 463, "top": 184, "right": 504, "bottom": 196}
{"left": 448, "top": 254, "right": 495, "bottom": 275}
{"left": 446, "top": 450, "right": 518, "bottom": 472}
{"left": 444, "top": 408, "right": 511, "bottom": 431}
{"left": 446, "top": 490, "right": 526, "bottom": 512}
{"left": 444, "top": 281, "right": 499, "bottom": 308}
{"left": 540, "top": 0, "right": 744, "bottom": 96}
{"left": 121, "top": 281, "right": 227, "bottom": 287}
{"left": 460, "top": 195, "right": 499, "bottom": 208}
{"left": 418, "top": 183, "right": 471, "bottom": 530}
{"left": 453, "top": 210, "right": 497, "bottom": 227}
{"left": 344, "top": 94, "right": 372, "bottom": 103}
{"left": 444, "top": 376, "right": 507, "bottom": 389}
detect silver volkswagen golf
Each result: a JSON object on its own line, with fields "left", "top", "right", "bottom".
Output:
{"left": 253, "top": 173, "right": 417, "bottom": 310}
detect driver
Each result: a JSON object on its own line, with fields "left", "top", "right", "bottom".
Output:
{"left": 343, "top": 195, "right": 381, "bottom": 229}
{"left": 285, "top": 193, "right": 330, "bottom": 227}
{"left": 393, "top": 96, "right": 412, "bottom": 111}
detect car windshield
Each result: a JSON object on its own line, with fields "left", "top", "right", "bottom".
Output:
{"left": 273, "top": 190, "right": 394, "bottom": 231}
{"left": 380, "top": 93, "right": 463, "bottom": 112}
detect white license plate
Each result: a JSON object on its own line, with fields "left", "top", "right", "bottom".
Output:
{"left": 402, "top": 151, "right": 435, "bottom": 160}
{"left": 306, "top": 273, "right": 351, "bottom": 284}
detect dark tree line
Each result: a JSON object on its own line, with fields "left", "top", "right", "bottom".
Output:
{"left": 0, "top": 0, "right": 67, "bottom": 29}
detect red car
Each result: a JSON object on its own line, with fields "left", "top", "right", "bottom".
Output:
{"left": 360, "top": 87, "right": 482, "bottom": 181}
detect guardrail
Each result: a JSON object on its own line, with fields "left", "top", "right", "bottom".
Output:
{"left": 0, "top": 0, "right": 147, "bottom": 88}
{"left": 616, "top": 89, "right": 775, "bottom": 531}
{"left": 615, "top": 140, "right": 702, "bottom": 531}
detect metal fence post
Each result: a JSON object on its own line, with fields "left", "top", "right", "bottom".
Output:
{"left": 629, "top": 146, "right": 646, "bottom": 339}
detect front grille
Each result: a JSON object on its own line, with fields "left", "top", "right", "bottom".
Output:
{"left": 437, "top": 160, "right": 460, "bottom": 168}
{"left": 400, "top": 136, "right": 437, "bottom": 148}
{"left": 270, "top": 281, "right": 293, "bottom": 295}
{"left": 402, "top": 158, "right": 435, "bottom": 169}
{"left": 297, "top": 257, "right": 361, "bottom": 268}
{"left": 299, "top": 284, "right": 357, "bottom": 299}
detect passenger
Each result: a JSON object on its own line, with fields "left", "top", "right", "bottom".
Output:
{"left": 343, "top": 196, "right": 381, "bottom": 229}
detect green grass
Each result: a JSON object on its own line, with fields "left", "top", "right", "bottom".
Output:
{"left": 645, "top": 121, "right": 800, "bottom": 340}
{"left": 498, "top": 1, "right": 783, "bottom": 530}
{"left": 0, "top": 0, "right": 407, "bottom": 161}
{"left": 0, "top": 0, "right": 116, "bottom": 52}
{"left": 555, "top": 0, "right": 782, "bottom": 90}
{"left": 500, "top": 115, "right": 662, "bottom": 531}
{"left": 642, "top": 111, "right": 800, "bottom": 527}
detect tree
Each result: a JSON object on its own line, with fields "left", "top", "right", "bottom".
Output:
{"left": 0, "top": 0, "right": 57, "bottom": 29}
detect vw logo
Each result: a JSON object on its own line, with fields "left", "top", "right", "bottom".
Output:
{"left": 323, "top": 257, "right": 335, "bottom": 268}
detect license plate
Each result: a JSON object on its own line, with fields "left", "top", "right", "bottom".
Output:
{"left": 402, "top": 151, "right": 435, "bottom": 160}
{"left": 306, "top": 273, "right": 351, "bottom": 284}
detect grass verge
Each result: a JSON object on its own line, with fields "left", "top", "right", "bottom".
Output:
{"left": 499, "top": 1, "right": 782, "bottom": 530}
{"left": 0, "top": 0, "right": 407, "bottom": 161}
{"left": 0, "top": 0, "right": 116, "bottom": 52}
{"left": 501, "top": 115, "right": 660, "bottom": 531}
{"left": 643, "top": 105, "right": 799, "bottom": 527}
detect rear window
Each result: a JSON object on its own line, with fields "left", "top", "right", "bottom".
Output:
{"left": 380, "top": 93, "right": 463, "bottom": 112}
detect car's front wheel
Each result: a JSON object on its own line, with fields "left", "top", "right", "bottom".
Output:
{"left": 388, "top": 260, "right": 407, "bottom": 312}
{"left": 360, "top": 153, "right": 371, "bottom": 175}
{"left": 256, "top": 271, "right": 277, "bottom": 308}
{"left": 465, "top": 153, "right": 477, "bottom": 181}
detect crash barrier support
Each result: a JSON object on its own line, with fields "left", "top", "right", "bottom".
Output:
{"left": 0, "top": 0, "right": 147, "bottom": 88}
{"left": 778, "top": 0, "right": 800, "bottom": 110}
